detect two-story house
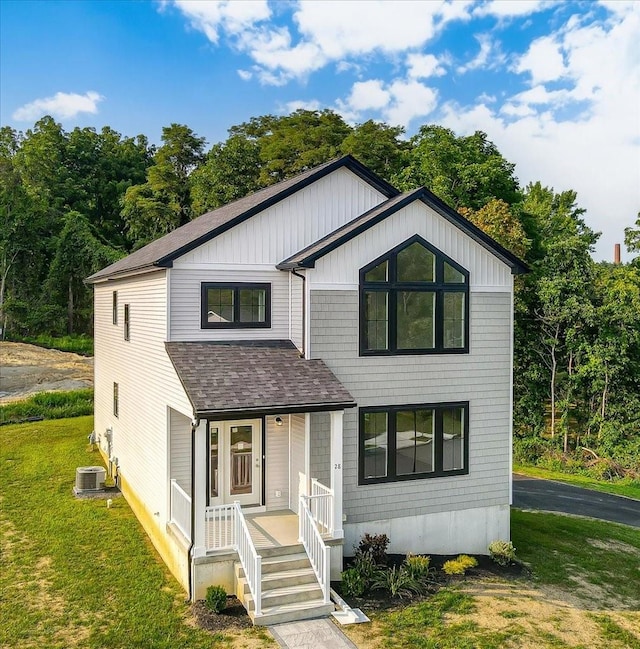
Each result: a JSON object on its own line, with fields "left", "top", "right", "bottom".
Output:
{"left": 87, "top": 156, "right": 527, "bottom": 624}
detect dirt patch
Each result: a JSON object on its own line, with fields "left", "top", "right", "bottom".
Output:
{"left": 190, "top": 599, "right": 275, "bottom": 647}
{"left": 587, "top": 537, "right": 640, "bottom": 557}
{"left": 0, "top": 342, "right": 93, "bottom": 403}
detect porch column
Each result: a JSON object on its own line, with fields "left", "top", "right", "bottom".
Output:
{"left": 330, "top": 410, "right": 344, "bottom": 539}
{"left": 192, "top": 419, "right": 208, "bottom": 558}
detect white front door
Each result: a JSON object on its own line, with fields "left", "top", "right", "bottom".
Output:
{"left": 209, "top": 419, "right": 262, "bottom": 507}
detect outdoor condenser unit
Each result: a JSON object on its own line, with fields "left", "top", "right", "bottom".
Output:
{"left": 75, "top": 466, "right": 106, "bottom": 491}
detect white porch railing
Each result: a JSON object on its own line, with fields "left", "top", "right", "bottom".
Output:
{"left": 170, "top": 479, "right": 191, "bottom": 540}
{"left": 299, "top": 495, "right": 331, "bottom": 605}
{"left": 234, "top": 502, "right": 263, "bottom": 617}
{"left": 309, "top": 478, "right": 333, "bottom": 535}
{"left": 204, "top": 502, "right": 263, "bottom": 617}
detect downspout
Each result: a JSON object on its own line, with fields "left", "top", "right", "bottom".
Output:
{"left": 187, "top": 417, "right": 199, "bottom": 603}
{"left": 291, "top": 269, "right": 306, "bottom": 358}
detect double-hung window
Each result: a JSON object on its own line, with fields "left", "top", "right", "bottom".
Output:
{"left": 112, "top": 291, "right": 118, "bottom": 325}
{"left": 201, "top": 283, "right": 271, "bottom": 329}
{"left": 360, "top": 235, "right": 468, "bottom": 354}
{"left": 359, "top": 402, "right": 468, "bottom": 484}
{"left": 123, "top": 304, "right": 130, "bottom": 341}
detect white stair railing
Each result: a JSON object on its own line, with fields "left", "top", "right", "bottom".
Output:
{"left": 204, "top": 502, "right": 262, "bottom": 616}
{"left": 233, "top": 502, "right": 262, "bottom": 617}
{"left": 170, "top": 479, "right": 192, "bottom": 540}
{"left": 299, "top": 495, "right": 331, "bottom": 605}
{"left": 309, "top": 478, "right": 333, "bottom": 535}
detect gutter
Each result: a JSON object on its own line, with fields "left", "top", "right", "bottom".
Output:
{"left": 187, "top": 418, "right": 198, "bottom": 602}
{"left": 290, "top": 269, "right": 306, "bottom": 357}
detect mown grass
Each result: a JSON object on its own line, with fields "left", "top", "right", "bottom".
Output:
{"left": 0, "top": 389, "right": 94, "bottom": 424}
{"left": 512, "top": 508, "right": 640, "bottom": 607}
{"left": 513, "top": 463, "right": 640, "bottom": 500}
{"left": 8, "top": 333, "right": 94, "bottom": 356}
{"left": 0, "top": 417, "right": 271, "bottom": 649}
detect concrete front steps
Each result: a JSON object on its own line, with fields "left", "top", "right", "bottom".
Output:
{"left": 235, "top": 543, "right": 334, "bottom": 625}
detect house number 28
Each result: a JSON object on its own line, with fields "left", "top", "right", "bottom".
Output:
{"left": 334, "top": 463, "right": 341, "bottom": 469}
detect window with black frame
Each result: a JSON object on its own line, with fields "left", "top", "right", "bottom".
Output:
{"left": 360, "top": 236, "right": 468, "bottom": 355}
{"left": 360, "top": 402, "right": 468, "bottom": 484}
{"left": 201, "top": 282, "right": 271, "bottom": 329}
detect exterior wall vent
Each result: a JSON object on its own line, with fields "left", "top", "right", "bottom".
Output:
{"left": 75, "top": 466, "right": 106, "bottom": 491}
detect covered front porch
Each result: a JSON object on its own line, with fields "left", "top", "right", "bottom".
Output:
{"left": 164, "top": 340, "right": 355, "bottom": 621}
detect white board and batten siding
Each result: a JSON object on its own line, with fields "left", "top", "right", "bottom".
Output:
{"left": 171, "top": 168, "right": 388, "bottom": 269}
{"left": 288, "top": 413, "right": 306, "bottom": 514}
{"left": 310, "top": 200, "right": 512, "bottom": 292}
{"left": 94, "top": 271, "right": 193, "bottom": 525}
{"left": 265, "top": 415, "right": 290, "bottom": 511}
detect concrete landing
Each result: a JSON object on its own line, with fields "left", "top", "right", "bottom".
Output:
{"left": 269, "top": 618, "right": 359, "bottom": 649}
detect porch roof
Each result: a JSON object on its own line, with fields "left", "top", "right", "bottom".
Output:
{"left": 165, "top": 340, "right": 356, "bottom": 418}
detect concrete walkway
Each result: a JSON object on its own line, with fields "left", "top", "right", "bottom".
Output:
{"left": 270, "top": 618, "right": 359, "bottom": 649}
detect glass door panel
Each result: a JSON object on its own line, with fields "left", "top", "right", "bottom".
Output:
{"left": 230, "top": 425, "right": 253, "bottom": 495}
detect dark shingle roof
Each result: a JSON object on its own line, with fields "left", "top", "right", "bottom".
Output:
{"left": 86, "top": 156, "right": 398, "bottom": 283}
{"left": 165, "top": 340, "right": 356, "bottom": 418}
{"left": 278, "top": 187, "right": 529, "bottom": 275}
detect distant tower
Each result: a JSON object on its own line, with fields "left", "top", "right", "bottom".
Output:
{"left": 614, "top": 243, "right": 621, "bottom": 264}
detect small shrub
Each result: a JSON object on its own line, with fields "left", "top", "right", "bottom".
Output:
{"left": 351, "top": 549, "right": 377, "bottom": 584}
{"left": 356, "top": 533, "right": 389, "bottom": 565}
{"left": 341, "top": 568, "right": 366, "bottom": 598}
{"left": 404, "top": 553, "right": 431, "bottom": 580}
{"left": 488, "top": 540, "right": 517, "bottom": 566}
{"left": 371, "top": 565, "right": 423, "bottom": 598}
{"left": 204, "top": 585, "right": 227, "bottom": 613}
{"left": 443, "top": 555, "right": 478, "bottom": 576}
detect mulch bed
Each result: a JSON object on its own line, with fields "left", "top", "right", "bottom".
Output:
{"left": 334, "top": 553, "right": 531, "bottom": 612}
{"left": 191, "top": 596, "right": 253, "bottom": 632}
{"left": 191, "top": 555, "right": 531, "bottom": 631}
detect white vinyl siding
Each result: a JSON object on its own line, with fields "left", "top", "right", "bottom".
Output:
{"left": 169, "top": 408, "right": 192, "bottom": 494}
{"left": 310, "top": 412, "right": 330, "bottom": 487}
{"left": 310, "top": 290, "right": 512, "bottom": 525}
{"left": 169, "top": 269, "right": 289, "bottom": 341}
{"left": 311, "top": 201, "right": 512, "bottom": 291}
{"left": 94, "top": 271, "right": 193, "bottom": 526}
{"left": 172, "top": 168, "right": 387, "bottom": 268}
{"left": 265, "top": 415, "right": 290, "bottom": 510}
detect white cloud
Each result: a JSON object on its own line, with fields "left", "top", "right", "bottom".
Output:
{"left": 440, "top": 4, "right": 640, "bottom": 261}
{"left": 12, "top": 91, "right": 104, "bottom": 121}
{"left": 237, "top": 69, "right": 252, "bottom": 81}
{"left": 515, "top": 35, "right": 566, "bottom": 84}
{"left": 172, "top": 0, "right": 270, "bottom": 43}
{"left": 458, "top": 34, "right": 504, "bottom": 73}
{"left": 338, "top": 77, "right": 437, "bottom": 128}
{"left": 283, "top": 99, "right": 321, "bottom": 113}
{"left": 407, "top": 53, "right": 446, "bottom": 79}
{"left": 170, "top": 0, "right": 474, "bottom": 84}
{"left": 474, "top": 0, "right": 554, "bottom": 18}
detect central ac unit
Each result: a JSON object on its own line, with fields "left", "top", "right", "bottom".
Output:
{"left": 75, "top": 466, "right": 106, "bottom": 491}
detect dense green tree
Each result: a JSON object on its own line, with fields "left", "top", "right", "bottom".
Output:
{"left": 122, "top": 124, "right": 205, "bottom": 246}
{"left": 46, "top": 211, "right": 120, "bottom": 334}
{"left": 341, "top": 120, "right": 407, "bottom": 179}
{"left": 190, "top": 135, "right": 261, "bottom": 214}
{"left": 396, "top": 126, "right": 520, "bottom": 210}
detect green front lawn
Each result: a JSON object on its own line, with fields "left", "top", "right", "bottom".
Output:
{"left": 514, "top": 464, "right": 640, "bottom": 501}
{"left": 0, "top": 417, "right": 270, "bottom": 649}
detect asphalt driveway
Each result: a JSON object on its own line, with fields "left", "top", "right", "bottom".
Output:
{"left": 512, "top": 474, "right": 640, "bottom": 528}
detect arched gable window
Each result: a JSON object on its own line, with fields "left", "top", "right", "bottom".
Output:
{"left": 359, "top": 235, "right": 469, "bottom": 355}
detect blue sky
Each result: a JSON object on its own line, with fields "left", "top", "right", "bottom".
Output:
{"left": 1, "top": 0, "right": 638, "bottom": 261}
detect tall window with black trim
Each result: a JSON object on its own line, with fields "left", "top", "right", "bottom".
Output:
{"left": 201, "top": 283, "right": 271, "bottom": 329}
{"left": 124, "top": 304, "right": 130, "bottom": 341}
{"left": 112, "top": 291, "right": 117, "bottom": 325}
{"left": 113, "top": 382, "right": 119, "bottom": 418}
{"left": 359, "top": 402, "right": 468, "bottom": 484}
{"left": 360, "top": 235, "right": 469, "bottom": 355}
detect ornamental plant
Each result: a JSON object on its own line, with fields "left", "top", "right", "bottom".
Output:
{"left": 443, "top": 554, "right": 478, "bottom": 575}
{"left": 488, "top": 540, "right": 517, "bottom": 566}
{"left": 204, "top": 585, "right": 227, "bottom": 613}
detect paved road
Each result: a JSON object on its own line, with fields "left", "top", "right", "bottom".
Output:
{"left": 512, "top": 474, "right": 640, "bottom": 528}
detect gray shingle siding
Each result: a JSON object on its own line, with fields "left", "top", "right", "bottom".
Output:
{"left": 309, "top": 289, "right": 512, "bottom": 525}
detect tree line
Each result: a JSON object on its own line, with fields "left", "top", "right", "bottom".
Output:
{"left": 1, "top": 110, "right": 638, "bottom": 473}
